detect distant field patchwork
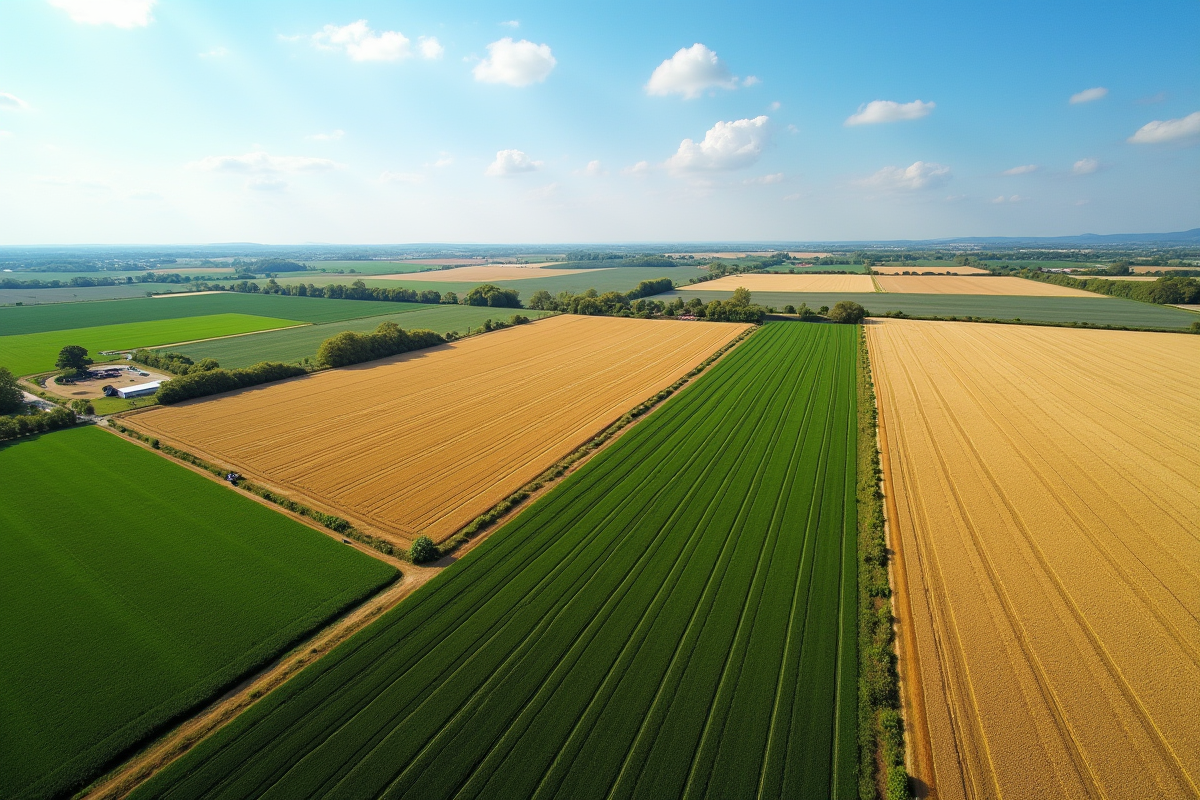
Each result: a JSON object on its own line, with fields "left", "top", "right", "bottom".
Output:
{"left": 875, "top": 275, "right": 1096, "bottom": 296}
{"left": 129, "top": 321, "right": 860, "bottom": 800}
{"left": 0, "top": 426, "right": 397, "bottom": 800}
{"left": 0, "top": 313, "right": 301, "bottom": 376}
{"left": 126, "top": 315, "right": 749, "bottom": 546}
{"left": 168, "top": 306, "right": 554, "bottom": 369}
{"left": 689, "top": 273, "right": 876, "bottom": 293}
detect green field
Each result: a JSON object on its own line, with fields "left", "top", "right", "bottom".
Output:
{"left": 167, "top": 306, "right": 554, "bottom": 369}
{"left": 0, "top": 426, "right": 397, "bottom": 800}
{"left": 302, "top": 260, "right": 450, "bottom": 275}
{"left": 0, "top": 293, "right": 419, "bottom": 337}
{"left": 0, "top": 284, "right": 200, "bottom": 306}
{"left": 761, "top": 263, "right": 867, "bottom": 274}
{"left": 131, "top": 322, "right": 859, "bottom": 800}
{"left": 0, "top": 313, "right": 302, "bottom": 376}
{"left": 656, "top": 289, "right": 1200, "bottom": 329}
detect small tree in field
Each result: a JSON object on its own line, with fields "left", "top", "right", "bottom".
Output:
{"left": 55, "top": 345, "right": 92, "bottom": 377}
{"left": 828, "top": 300, "right": 867, "bottom": 324}
{"left": 409, "top": 535, "right": 437, "bottom": 564}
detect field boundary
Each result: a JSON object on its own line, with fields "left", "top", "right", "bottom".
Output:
{"left": 857, "top": 326, "right": 912, "bottom": 800}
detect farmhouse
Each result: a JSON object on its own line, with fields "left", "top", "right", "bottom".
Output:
{"left": 115, "top": 381, "right": 163, "bottom": 399}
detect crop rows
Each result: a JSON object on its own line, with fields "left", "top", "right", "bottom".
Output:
{"left": 133, "top": 321, "right": 859, "bottom": 800}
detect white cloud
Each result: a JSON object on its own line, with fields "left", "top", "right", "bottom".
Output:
{"left": 666, "top": 116, "right": 770, "bottom": 173}
{"left": 190, "top": 151, "right": 338, "bottom": 173}
{"left": 1002, "top": 164, "right": 1038, "bottom": 175}
{"left": 769, "top": 101, "right": 781, "bottom": 111}
{"left": 200, "top": 46, "right": 228, "bottom": 59}
{"left": 310, "top": 21, "right": 439, "bottom": 62}
{"left": 47, "top": 0, "right": 156, "bottom": 27}
{"left": 418, "top": 36, "right": 444, "bottom": 60}
{"left": 0, "top": 93, "right": 30, "bottom": 112}
{"left": 432, "top": 156, "right": 454, "bottom": 167}
{"left": 845, "top": 99, "right": 935, "bottom": 126}
{"left": 786, "top": 124, "right": 799, "bottom": 134}
{"left": 1128, "top": 111, "right": 1200, "bottom": 144}
{"left": 1073, "top": 158, "right": 1099, "bottom": 174}
{"left": 579, "top": 159, "right": 605, "bottom": 176}
{"left": 992, "top": 194, "right": 1023, "bottom": 203}
{"left": 645, "top": 44, "right": 738, "bottom": 99}
{"left": 306, "top": 129, "right": 344, "bottom": 141}
{"left": 745, "top": 172, "right": 784, "bottom": 185}
{"left": 473, "top": 38, "right": 556, "bottom": 86}
{"left": 500, "top": 20, "right": 519, "bottom": 28}
{"left": 861, "top": 161, "right": 950, "bottom": 190}
{"left": 1069, "top": 87, "right": 1108, "bottom": 104}
{"left": 485, "top": 149, "right": 541, "bottom": 176}
{"left": 379, "top": 171, "right": 423, "bottom": 183}
{"left": 623, "top": 160, "right": 650, "bottom": 177}
{"left": 742, "top": 76, "right": 760, "bottom": 87}
{"left": 246, "top": 176, "right": 287, "bottom": 192}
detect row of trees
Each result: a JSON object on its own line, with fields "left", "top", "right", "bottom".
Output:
{"left": 0, "top": 406, "right": 77, "bottom": 442}
{"left": 131, "top": 349, "right": 219, "bottom": 375}
{"left": 155, "top": 362, "right": 307, "bottom": 404}
{"left": 316, "top": 322, "right": 445, "bottom": 368}
{"left": 1031, "top": 272, "right": 1200, "bottom": 305}
{"left": 201, "top": 278, "right": 458, "bottom": 306}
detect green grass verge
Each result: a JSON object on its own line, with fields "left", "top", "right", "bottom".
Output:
{"left": 655, "top": 289, "right": 1199, "bottom": 330}
{"left": 0, "top": 313, "right": 302, "bottom": 377}
{"left": 129, "top": 321, "right": 860, "bottom": 800}
{"left": 0, "top": 426, "right": 397, "bottom": 800}
{"left": 0, "top": 293, "right": 419, "bottom": 336}
{"left": 167, "top": 306, "right": 553, "bottom": 369}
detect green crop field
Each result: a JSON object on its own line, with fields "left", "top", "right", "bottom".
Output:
{"left": 656, "top": 289, "right": 1200, "bottom": 329}
{"left": 0, "top": 293, "right": 418, "bottom": 337}
{"left": 0, "top": 426, "right": 397, "bottom": 800}
{"left": 132, "top": 321, "right": 859, "bottom": 800}
{"left": 0, "top": 284, "right": 199, "bottom": 306}
{"left": 0, "top": 313, "right": 302, "bottom": 377}
{"left": 302, "top": 260, "right": 449, "bottom": 275}
{"left": 761, "top": 263, "right": 867, "bottom": 274}
{"left": 168, "top": 305, "right": 554, "bottom": 369}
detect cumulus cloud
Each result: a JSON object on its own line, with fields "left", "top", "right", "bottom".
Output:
{"left": 667, "top": 116, "right": 770, "bottom": 173}
{"left": 1128, "top": 111, "right": 1200, "bottom": 144}
{"left": 861, "top": 161, "right": 950, "bottom": 190}
{"left": 992, "top": 194, "right": 1023, "bottom": 203}
{"left": 47, "top": 0, "right": 156, "bottom": 27}
{"left": 1002, "top": 164, "right": 1038, "bottom": 175}
{"left": 1073, "top": 158, "right": 1099, "bottom": 174}
{"left": 311, "top": 21, "right": 440, "bottom": 62}
{"left": 474, "top": 38, "right": 556, "bottom": 86}
{"left": 645, "top": 44, "right": 738, "bottom": 99}
{"left": 845, "top": 99, "right": 935, "bottom": 126}
{"left": 431, "top": 156, "right": 454, "bottom": 167}
{"left": 485, "top": 149, "right": 541, "bottom": 176}
{"left": 306, "top": 130, "right": 344, "bottom": 141}
{"left": 769, "top": 101, "right": 781, "bottom": 111}
{"left": 578, "top": 160, "right": 605, "bottom": 176}
{"left": 190, "top": 151, "right": 338, "bottom": 173}
{"left": 0, "top": 93, "right": 30, "bottom": 112}
{"left": 623, "top": 160, "right": 650, "bottom": 177}
{"left": 745, "top": 173, "right": 784, "bottom": 185}
{"left": 500, "top": 20, "right": 519, "bottom": 28}
{"left": 1069, "top": 87, "right": 1108, "bottom": 104}
{"left": 742, "top": 76, "right": 760, "bottom": 87}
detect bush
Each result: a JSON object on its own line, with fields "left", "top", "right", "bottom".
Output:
{"left": 155, "top": 362, "right": 307, "bottom": 404}
{"left": 408, "top": 535, "right": 438, "bottom": 564}
{"left": 131, "top": 349, "right": 221, "bottom": 375}
{"left": 463, "top": 283, "right": 522, "bottom": 308}
{"left": 1192, "top": 321, "right": 1200, "bottom": 334}
{"left": 69, "top": 399, "right": 95, "bottom": 415}
{"left": 828, "top": 300, "right": 867, "bottom": 324}
{"left": 317, "top": 322, "right": 444, "bottom": 369}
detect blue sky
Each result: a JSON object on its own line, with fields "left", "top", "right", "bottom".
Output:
{"left": 0, "top": 0, "right": 1197, "bottom": 243}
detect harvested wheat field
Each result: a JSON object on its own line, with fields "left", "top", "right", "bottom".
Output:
{"left": 689, "top": 272, "right": 875, "bottom": 292}
{"left": 126, "top": 315, "right": 749, "bottom": 547}
{"left": 872, "top": 265, "right": 989, "bottom": 275}
{"left": 374, "top": 264, "right": 591, "bottom": 282}
{"left": 875, "top": 274, "right": 1097, "bottom": 296}
{"left": 868, "top": 319, "right": 1200, "bottom": 800}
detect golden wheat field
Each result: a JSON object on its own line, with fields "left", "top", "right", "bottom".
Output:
{"left": 126, "top": 315, "right": 749, "bottom": 547}
{"left": 688, "top": 273, "right": 875, "bottom": 292}
{"left": 871, "top": 265, "right": 990, "bottom": 275}
{"left": 875, "top": 274, "right": 1097, "bottom": 296}
{"left": 374, "top": 264, "right": 591, "bottom": 282}
{"left": 868, "top": 319, "right": 1200, "bottom": 800}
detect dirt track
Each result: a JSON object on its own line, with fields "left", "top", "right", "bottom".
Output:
{"left": 125, "top": 316, "right": 748, "bottom": 547}
{"left": 868, "top": 319, "right": 1200, "bottom": 800}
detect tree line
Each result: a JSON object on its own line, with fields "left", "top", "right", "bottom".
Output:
{"left": 0, "top": 367, "right": 78, "bottom": 440}
{"left": 131, "top": 349, "right": 219, "bottom": 375}
{"left": 1030, "top": 272, "right": 1200, "bottom": 305}
{"left": 155, "top": 362, "right": 308, "bottom": 404}
{"left": 316, "top": 321, "right": 446, "bottom": 368}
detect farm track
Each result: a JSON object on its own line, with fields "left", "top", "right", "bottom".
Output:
{"left": 127, "top": 321, "right": 860, "bottom": 800}
{"left": 124, "top": 316, "right": 748, "bottom": 546}
{"left": 868, "top": 319, "right": 1200, "bottom": 800}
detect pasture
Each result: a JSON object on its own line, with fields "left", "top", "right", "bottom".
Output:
{"left": 0, "top": 313, "right": 301, "bottom": 376}
{"left": 125, "top": 315, "right": 748, "bottom": 546}
{"left": 0, "top": 292, "right": 415, "bottom": 337}
{"left": 869, "top": 320, "right": 1200, "bottom": 799}
{"left": 0, "top": 426, "right": 397, "bottom": 800}
{"left": 689, "top": 273, "right": 875, "bottom": 293}
{"left": 874, "top": 274, "right": 1095, "bottom": 296}
{"left": 130, "top": 321, "right": 860, "bottom": 800}
{"left": 655, "top": 289, "right": 1200, "bottom": 329}
{"left": 167, "top": 306, "right": 554, "bottom": 369}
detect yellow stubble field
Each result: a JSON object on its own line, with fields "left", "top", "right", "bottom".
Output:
{"left": 688, "top": 273, "right": 876, "bottom": 292}
{"left": 868, "top": 319, "right": 1200, "bottom": 800}
{"left": 126, "top": 315, "right": 750, "bottom": 547}
{"left": 875, "top": 275, "right": 1098, "bottom": 296}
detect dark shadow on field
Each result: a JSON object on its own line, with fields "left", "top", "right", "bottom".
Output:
{"left": 910, "top": 775, "right": 931, "bottom": 798}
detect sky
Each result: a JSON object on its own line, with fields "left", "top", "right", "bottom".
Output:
{"left": 0, "top": 0, "right": 1197, "bottom": 244}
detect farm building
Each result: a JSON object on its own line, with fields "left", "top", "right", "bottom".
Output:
{"left": 116, "top": 381, "right": 163, "bottom": 399}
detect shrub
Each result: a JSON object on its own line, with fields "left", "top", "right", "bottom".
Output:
{"left": 463, "top": 284, "right": 522, "bottom": 308}
{"left": 828, "top": 300, "right": 867, "bottom": 324}
{"left": 69, "top": 399, "right": 95, "bottom": 415}
{"left": 408, "top": 535, "right": 437, "bottom": 564}
{"left": 0, "top": 366, "right": 23, "bottom": 414}
{"left": 131, "top": 349, "right": 221, "bottom": 375}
